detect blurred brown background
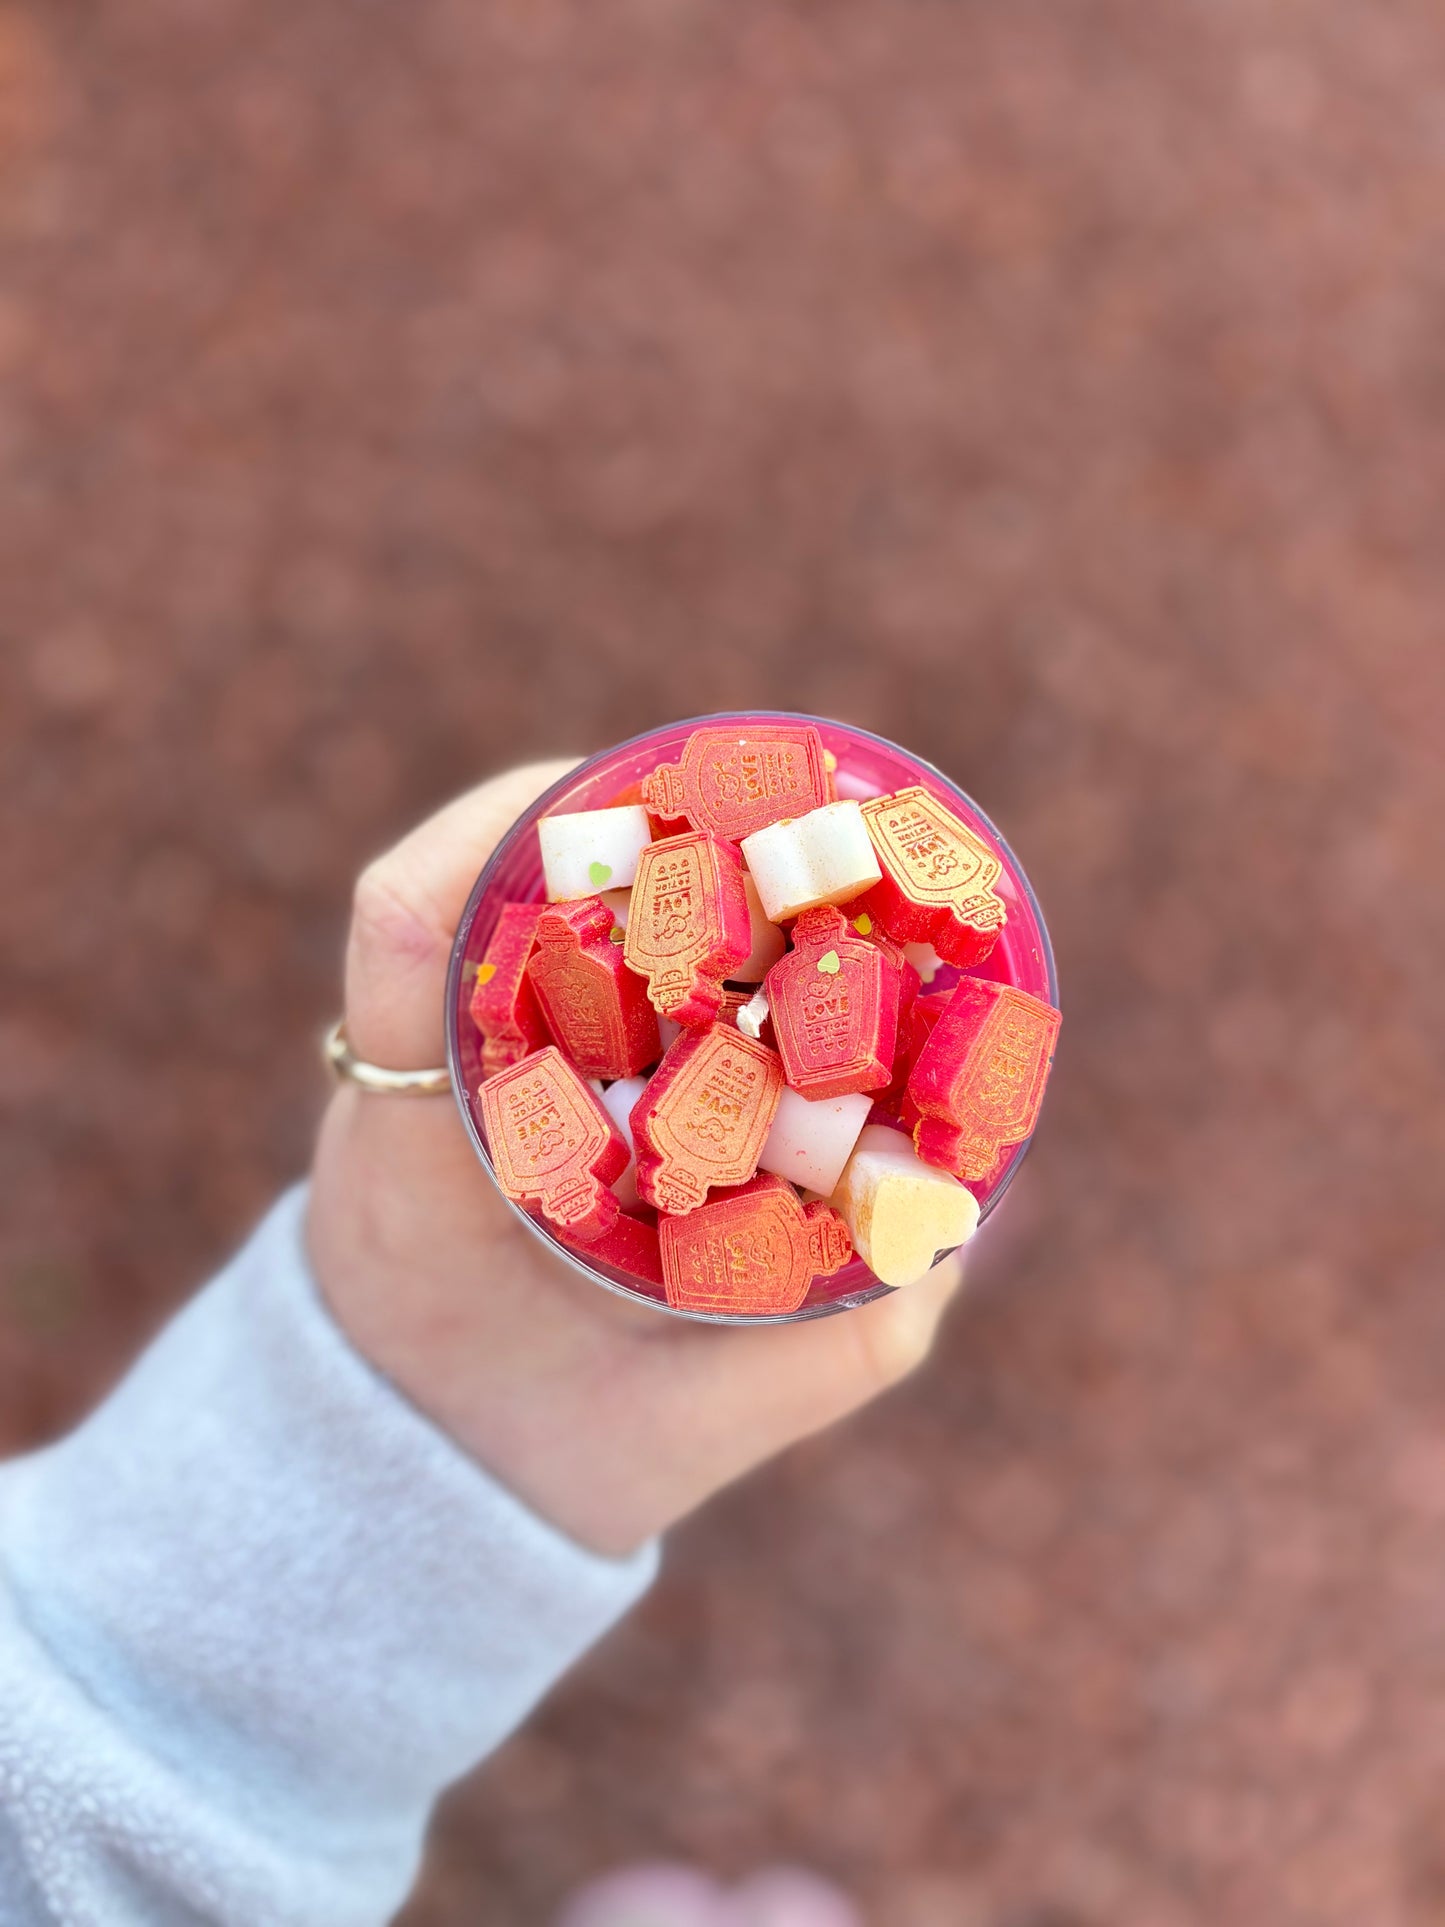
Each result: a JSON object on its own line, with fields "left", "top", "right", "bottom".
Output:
{"left": 3, "top": 0, "right": 1444, "bottom": 1921}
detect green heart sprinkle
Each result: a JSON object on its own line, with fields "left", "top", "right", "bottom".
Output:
{"left": 588, "top": 860, "right": 613, "bottom": 887}
{"left": 608, "top": 926, "right": 625, "bottom": 944}
{"left": 817, "top": 950, "right": 842, "bottom": 975}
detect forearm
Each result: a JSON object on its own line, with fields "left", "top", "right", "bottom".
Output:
{"left": 0, "top": 1189, "right": 655, "bottom": 1926}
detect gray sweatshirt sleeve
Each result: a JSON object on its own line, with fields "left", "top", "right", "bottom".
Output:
{"left": 0, "top": 1187, "right": 658, "bottom": 1925}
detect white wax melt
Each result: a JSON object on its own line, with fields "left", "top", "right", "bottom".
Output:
{"left": 736, "top": 987, "right": 770, "bottom": 1041}
{"left": 758, "top": 1087, "right": 873, "bottom": 1197}
{"left": 599, "top": 888, "right": 632, "bottom": 930}
{"left": 902, "top": 941, "right": 945, "bottom": 985}
{"left": 597, "top": 1074, "right": 648, "bottom": 1210}
{"left": 735, "top": 874, "right": 787, "bottom": 981}
{"left": 539, "top": 806, "right": 652, "bottom": 902}
{"left": 740, "top": 800, "right": 882, "bottom": 923}
{"left": 830, "top": 1124, "right": 979, "bottom": 1288}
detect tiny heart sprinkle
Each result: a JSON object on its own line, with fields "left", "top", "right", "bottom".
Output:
{"left": 853, "top": 912, "right": 873, "bottom": 934}
{"left": 475, "top": 962, "right": 498, "bottom": 985}
{"left": 588, "top": 860, "right": 613, "bottom": 887}
{"left": 817, "top": 950, "right": 842, "bottom": 975}
{"left": 608, "top": 926, "right": 625, "bottom": 944}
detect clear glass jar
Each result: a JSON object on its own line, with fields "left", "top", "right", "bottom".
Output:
{"left": 445, "top": 712, "right": 1058, "bottom": 1324}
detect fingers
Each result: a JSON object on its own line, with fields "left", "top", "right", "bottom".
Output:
{"left": 345, "top": 759, "right": 578, "bottom": 1067}
{"left": 654, "top": 1250, "right": 968, "bottom": 1494}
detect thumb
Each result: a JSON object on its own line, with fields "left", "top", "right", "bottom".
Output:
{"left": 344, "top": 760, "right": 578, "bottom": 1069}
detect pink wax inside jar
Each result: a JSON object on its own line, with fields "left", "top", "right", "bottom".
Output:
{"left": 445, "top": 712, "right": 1058, "bottom": 1325}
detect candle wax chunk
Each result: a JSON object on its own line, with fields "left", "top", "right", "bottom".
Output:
{"left": 740, "top": 800, "right": 883, "bottom": 923}
{"left": 539, "top": 805, "right": 653, "bottom": 902}
{"left": 830, "top": 1123, "right": 980, "bottom": 1288}
{"left": 736, "top": 874, "right": 787, "bottom": 982}
{"left": 597, "top": 1074, "right": 648, "bottom": 1210}
{"left": 902, "top": 940, "right": 945, "bottom": 985}
{"left": 469, "top": 902, "right": 552, "bottom": 1076}
{"left": 641, "top": 723, "right": 831, "bottom": 841}
{"left": 623, "top": 830, "right": 753, "bottom": 1026}
{"left": 906, "top": 978, "right": 1061, "bottom": 1180}
{"left": 735, "top": 987, "right": 770, "bottom": 1041}
{"left": 528, "top": 897, "right": 661, "bottom": 1080}
{"left": 758, "top": 1085, "right": 873, "bottom": 1196}
{"left": 659, "top": 1171, "right": 852, "bottom": 1316}
{"left": 478, "top": 1046, "right": 630, "bottom": 1241}
{"left": 555, "top": 1209, "right": 664, "bottom": 1286}
{"left": 763, "top": 905, "right": 906, "bottom": 1100}
{"left": 632, "top": 1022, "right": 785, "bottom": 1215}
{"left": 858, "top": 786, "right": 1008, "bottom": 967}
{"left": 878, "top": 989, "right": 951, "bottom": 1111}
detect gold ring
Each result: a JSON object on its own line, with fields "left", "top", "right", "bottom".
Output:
{"left": 322, "top": 1019, "right": 452, "bottom": 1096}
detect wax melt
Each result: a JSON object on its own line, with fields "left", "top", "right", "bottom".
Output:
{"left": 736, "top": 874, "right": 787, "bottom": 981}
{"left": 557, "top": 1209, "right": 664, "bottom": 1286}
{"left": 540, "top": 805, "right": 653, "bottom": 902}
{"left": 478, "top": 1046, "right": 630, "bottom": 1241}
{"left": 469, "top": 903, "right": 551, "bottom": 1076}
{"left": 830, "top": 1123, "right": 980, "bottom": 1287}
{"left": 757, "top": 1086, "right": 873, "bottom": 1196}
{"left": 659, "top": 1171, "right": 852, "bottom": 1316}
{"left": 623, "top": 831, "right": 752, "bottom": 1026}
{"left": 641, "top": 722, "right": 831, "bottom": 842}
{"left": 632, "top": 1023, "right": 784, "bottom": 1215}
{"left": 527, "top": 897, "right": 660, "bottom": 1081}
{"left": 858, "top": 786, "right": 1007, "bottom": 967}
{"left": 906, "top": 979, "right": 1061, "bottom": 1180}
{"left": 596, "top": 1073, "right": 648, "bottom": 1209}
{"left": 740, "top": 800, "right": 882, "bottom": 923}
{"left": 763, "top": 905, "right": 907, "bottom": 1099}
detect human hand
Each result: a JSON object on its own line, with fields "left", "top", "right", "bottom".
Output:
{"left": 306, "top": 764, "right": 964, "bottom": 1557}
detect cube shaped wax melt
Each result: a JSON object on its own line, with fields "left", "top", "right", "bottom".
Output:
{"left": 740, "top": 800, "right": 882, "bottom": 923}
{"left": 597, "top": 1073, "right": 647, "bottom": 1210}
{"left": 623, "top": 831, "right": 752, "bottom": 1026}
{"left": 858, "top": 787, "right": 1007, "bottom": 968}
{"left": 469, "top": 903, "right": 551, "bottom": 1076}
{"left": 632, "top": 1023, "right": 785, "bottom": 1215}
{"left": 906, "top": 978, "right": 1061, "bottom": 1181}
{"left": 758, "top": 1086, "right": 873, "bottom": 1196}
{"left": 830, "top": 1124, "right": 980, "bottom": 1288}
{"left": 641, "top": 723, "right": 831, "bottom": 842}
{"left": 736, "top": 874, "right": 787, "bottom": 982}
{"left": 539, "top": 805, "right": 653, "bottom": 902}
{"left": 763, "top": 905, "right": 906, "bottom": 1100}
{"left": 478, "top": 1047, "right": 630, "bottom": 1242}
{"left": 527, "top": 898, "right": 661, "bottom": 1081}
{"left": 659, "top": 1172, "right": 853, "bottom": 1316}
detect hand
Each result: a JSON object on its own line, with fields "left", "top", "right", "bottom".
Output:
{"left": 306, "top": 764, "right": 964, "bottom": 1557}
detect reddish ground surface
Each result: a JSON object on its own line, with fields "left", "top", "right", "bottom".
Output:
{"left": 3, "top": 2, "right": 1444, "bottom": 1921}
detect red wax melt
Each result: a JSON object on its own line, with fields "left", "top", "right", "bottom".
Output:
{"left": 527, "top": 897, "right": 660, "bottom": 1080}
{"left": 477, "top": 1046, "right": 630, "bottom": 1241}
{"left": 763, "top": 905, "right": 906, "bottom": 1100}
{"left": 878, "top": 988, "right": 950, "bottom": 1111}
{"left": 632, "top": 1022, "right": 785, "bottom": 1215}
{"left": 859, "top": 786, "right": 1008, "bottom": 967}
{"left": 906, "top": 979, "right": 1061, "bottom": 1180}
{"left": 659, "top": 1171, "right": 853, "bottom": 1316}
{"left": 623, "top": 831, "right": 752, "bottom": 1026}
{"left": 556, "top": 1210, "right": 665, "bottom": 1286}
{"left": 469, "top": 902, "right": 551, "bottom": 1076}
{"left": 640, "top": 723, "right": 831, "bottom": 841}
